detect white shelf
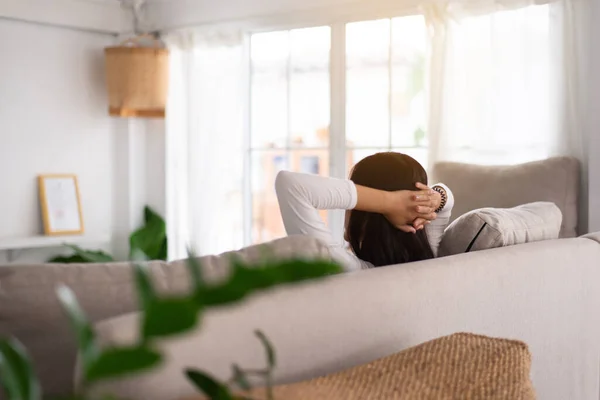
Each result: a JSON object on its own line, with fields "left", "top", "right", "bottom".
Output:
{"left": 0, "top": 235, "right": 111, "bottom": 252}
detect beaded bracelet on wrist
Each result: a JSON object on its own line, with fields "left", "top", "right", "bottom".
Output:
{"left": 432, "top": 186, "right": 447, "bottom": 213}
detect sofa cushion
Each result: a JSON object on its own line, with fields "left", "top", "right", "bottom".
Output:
{"left": 0, "top": 235, "right": 329, "bottom": 398}
{"left": 431, "top": 157, "right": 579, "bottom": 238}
{"left": 438, "top": 202, "right": 562, "bottom": 257}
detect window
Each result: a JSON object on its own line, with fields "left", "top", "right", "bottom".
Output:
{"left": 248, "top": 18, "right": 429, "bottom": 243}
{"left": 168, "top": 4, "right": 559, "bottom": 256}
{"left": 249, "top": 27, "right": 333, "bottom": 244}
{"left": 346, "top": 16, "right": 428, "bottom": 173}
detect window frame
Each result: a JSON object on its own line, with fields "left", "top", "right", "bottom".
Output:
{"left": 242, "top": 4, "right": 552, "bottom": 246}
{"left": 242, "top": 14, "right": 429, "bottom": 247}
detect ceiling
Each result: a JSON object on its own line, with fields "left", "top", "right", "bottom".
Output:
{"left": 71, "top": 0, "right": 172, "bottom": 4}
{"left": 80, "top": 0, "right": 176, "bottom": 3}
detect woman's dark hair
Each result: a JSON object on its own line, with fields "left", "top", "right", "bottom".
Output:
{"left": 347, "top": 152, "right": 434, "bottom": 267}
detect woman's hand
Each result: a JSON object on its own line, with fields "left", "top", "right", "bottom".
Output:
{"left": 411, "top": 183, "right": 442, "bottom": 231}
{"left": 384, "top": 183, "right": 441, "bottom": 233}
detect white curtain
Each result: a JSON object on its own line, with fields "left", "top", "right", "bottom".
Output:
{"left": 163, "top": 0, "right": 590, "bottom": 256}
{"left": 164, "top": 30, "right": 246, "bottom": 259}
{"left": 426, "top": 0, "right": 587, "bottom": 169}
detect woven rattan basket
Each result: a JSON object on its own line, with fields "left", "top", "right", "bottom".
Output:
{"left": 187, "top": 332, "right": 535, "bottom": 400}
{"left": 105, "top": 35, "right": 169, "bottom": 118}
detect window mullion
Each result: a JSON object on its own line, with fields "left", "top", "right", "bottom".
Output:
{"left": 329, "top": 23, "right": 347, "bottom": 242}
{"left": 285, "top": 30, "right": 292, "bottom": 170}
{"left": 330, "top": 23, "right": 347, "bottom": 179}
{"left": 388, "top": 19, "right": 393, "bottom": 151}
{"left": 242, "top": 34, "right": 253, "bottom": 247}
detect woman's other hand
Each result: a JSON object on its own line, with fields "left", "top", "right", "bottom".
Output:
{"left": 384, "top": 184, "right": 440, "bottom": 233}
{"left": 411, "top": 183, "right": 442, "bottom": 231}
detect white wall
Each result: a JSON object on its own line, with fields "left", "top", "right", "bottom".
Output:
{"left": 0, "top": 3, "right": 168, "bottom": 263}
{"left": 111, "top": 118, "right": 167, "bottom": 260}
{"left": 144, "top": 119, "right": 167, "bottom": 215}
{"left": 0, "top": 19, "right": 116, "bottom": 262}
{"left": 0, "top": 0, "right": 129, "bottom": 34}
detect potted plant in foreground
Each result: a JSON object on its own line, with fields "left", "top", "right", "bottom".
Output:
{"left": 0, "top": 253, "right": 342, "bottom": 400}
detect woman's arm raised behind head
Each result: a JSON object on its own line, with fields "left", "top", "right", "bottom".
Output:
{"left": 275, "top": 170, "right": 356, "bottom": 246}
{"left": 274, "top": 170, "right": 367, "bottom": 271}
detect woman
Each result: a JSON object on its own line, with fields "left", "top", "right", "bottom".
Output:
{"left": 275, "top": 152, "right": 454, "bottom": 271}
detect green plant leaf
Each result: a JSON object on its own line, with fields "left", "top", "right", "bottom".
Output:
{"left": 231, "top": 365, "right": 251, "bottom": 391}
{"left": 0, "top": 338, "right": 41, "bottom": 400}
{"left": 159, "top": 237, "right": 168, "bottom": 262}
{"left": 185, "top": 369, "right": 234, "bottom": 400}
{"left": 134, "top": 263, "right": 156, "bottom": 309}
{"left": 255, "top": 331, "right": 275, "bottom": 369}
{"left": 196, "top": 259, "right": 342, "bottom": 307}
{"left": 186, "top": 250, "right": 205, "bottom": 289}
{"left": 129, "top": 206, "right": 167, "bottom": 261}
{"left": 130, "top": 248, "right": 150, "bottom": 262}
{"left": 56, "top": 286, "right": 99, "bottom": 381}
{"left": 66, "top": 245, "right": 115, "bottom": 263}
{"left": 47, "top": 245, "right": 114, "bottom": 264}
{"left": 86, "top": 346, "right": 163, "bottom": 384}
{"left": 142, "top": 298, "right": 199, "bottom": 339}
{"left": 134, "top": 262, "right": 200, "bottom": 340}
{"left": 47, "top": 255, "right": 87, "bottom": 263}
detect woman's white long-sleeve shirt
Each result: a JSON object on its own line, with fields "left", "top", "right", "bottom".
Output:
{"left": 275, "top": 171, "right": 454, "bottom": 272}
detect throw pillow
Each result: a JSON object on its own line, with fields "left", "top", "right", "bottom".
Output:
{"left": 438, "top": 202, "right": 562, "bottom": 257}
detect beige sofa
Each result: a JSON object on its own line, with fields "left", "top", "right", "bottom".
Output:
{"left": 93, "top": 233, "right": 600, "bottom": 400}
{"left": 0, "top": 156, "right": 586, "bottom": 399}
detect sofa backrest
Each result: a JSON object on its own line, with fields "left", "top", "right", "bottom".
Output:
{"left": 91, "top": 235, "right": 600, "bottom": 400}
{"left": 430, "top": 157, "right": 580, "bottom": 238}
{"left": 0, "top": 235, "right": 329, "bottom": 398}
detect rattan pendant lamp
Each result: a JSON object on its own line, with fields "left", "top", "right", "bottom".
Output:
{"left": 104, "top": 0, "right": 169, "bottom": 118}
